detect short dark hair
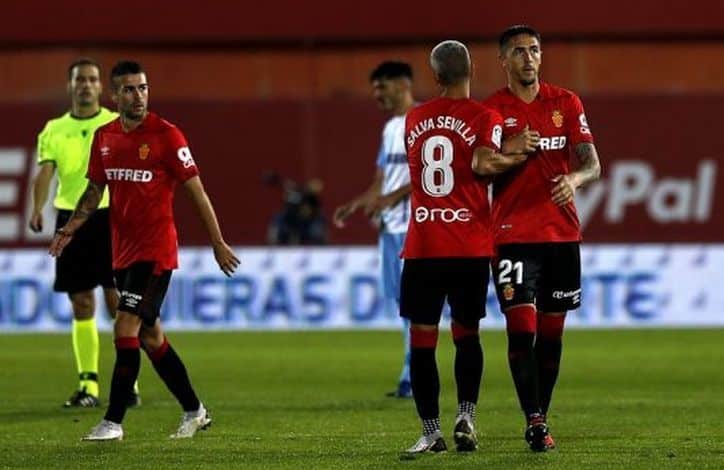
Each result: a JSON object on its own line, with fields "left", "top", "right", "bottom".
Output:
{"left": 498, "top": 25, "right": 541, "bottom": 51}
{"left": 110, "top": 60, "right": 144, "bottom": 87}
{"left": 430, "top": 40, "right": 471, "bottom": 86}
{"left": 67, "top": 58, "right": 100, "bottom": 80}
{"left": 369, "top": 61, "right": 413, "bottom": 82}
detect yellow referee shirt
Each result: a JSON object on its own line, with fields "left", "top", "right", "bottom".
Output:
{"left": 37, "top": 107, "right": 117, "bottom": 210}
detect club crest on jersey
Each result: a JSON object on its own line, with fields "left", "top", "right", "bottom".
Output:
{"left": 551, "top": 110, "right": 564, "bottom": 128}
{"left": 503, "top": 283, "right": 515, "bottom": 301}
{"left": 138, "top": 143, "right": 150, "bottom": 160}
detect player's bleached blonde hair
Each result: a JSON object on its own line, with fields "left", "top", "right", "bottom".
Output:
{"left": 430, "top": 40, "right": 471, "bottom": 86}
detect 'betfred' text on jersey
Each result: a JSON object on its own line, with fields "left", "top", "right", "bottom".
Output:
{"left": 406, "top": 115, "right": 477, "bottom": 148}
{"left": 105, "top": 168, "right": 153, "bottom": 182}
{"left": 538, "top": 136, "right": 567, "bottom": 150}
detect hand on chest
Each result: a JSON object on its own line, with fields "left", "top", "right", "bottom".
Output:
{"left": 502, "top": 101, "right": 569, "bottom": 151}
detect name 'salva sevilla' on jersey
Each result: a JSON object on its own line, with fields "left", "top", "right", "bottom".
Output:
{"left": 483, "top": 82, "right": 594, "bottom": 244}
{"left": 87, "top": 112, "right": 199, "bottom": 271}
{"left": 402, "top": 97, "right": 503, "bottom": 259}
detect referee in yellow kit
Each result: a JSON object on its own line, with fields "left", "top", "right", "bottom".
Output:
{"left": 30, "top": 58, "right": 139, "bottom": 408}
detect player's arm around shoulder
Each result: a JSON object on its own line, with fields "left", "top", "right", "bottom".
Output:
{"left": 182, "top": 176, "right": 240, "bottom": 277}
{"left": 472, "top": 147, "right": 527, "bottom": 176}
{"left": 471, "top": 107, "right": 527, "bottom": 176}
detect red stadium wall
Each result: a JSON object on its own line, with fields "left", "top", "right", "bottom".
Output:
{"left": 1, "top": 95, "right": 721, "bottom": 247}
{"left": 4, "top": 0, "right": 724, "bottom": 44}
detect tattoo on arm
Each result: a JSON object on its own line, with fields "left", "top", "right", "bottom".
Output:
{"left": 73, "top": 181, "right": 104, "bottom": 221}
{"left": 574, "top": 143, "right": 601, "bottom": 186}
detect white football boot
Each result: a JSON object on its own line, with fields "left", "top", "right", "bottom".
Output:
{"left": 453, "top": 412, "right": 478, "bottom": 451}
{"left": 81, "top": 419, "right": 124, "bottom": 441}
{"left": 170, "top": 403, "right": 212, "bottom": 439}
{"left": 404, "top": 431, "right": 447, "bottom": 455}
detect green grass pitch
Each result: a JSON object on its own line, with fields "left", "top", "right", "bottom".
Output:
{"left": 1, "top": 329, "right": 723, "bottom": 469}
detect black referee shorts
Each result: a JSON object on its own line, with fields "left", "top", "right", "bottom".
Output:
{"left": 114, "top": 261, "right": 172, "bottom": 327}
{"left": 400, "top": 257, "right": 490, "bottom": 328}
{"left": 54, "top": 209, "right": 115, "bottom": 294}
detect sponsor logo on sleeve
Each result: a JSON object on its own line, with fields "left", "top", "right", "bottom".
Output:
{"left": 177, "top": 146, "right": 195, "bottom": 168}
{"left": 492, "top": 125, "right": 502, "bottom": 148}
{"left": 579, "top": 113, "right": 591, "bottom": 134}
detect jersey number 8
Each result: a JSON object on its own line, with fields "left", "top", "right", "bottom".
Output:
{"left": 421, "top": 135, "right": 454, "bottom": 197}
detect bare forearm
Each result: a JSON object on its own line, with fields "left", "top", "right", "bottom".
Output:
{"left": 63, "top": 181, "right": 104, "bottom": 233}
{"left": 473, "top": 150, "right": 527, "bottom": 176}
{"left": 32, "top": 165, "right": 54, "bottom": 213}
{"left": 185, "top": 180, "right": 225, "bottom": 244}
{"left": 359, "top": 175, "right": 383, "bottom": 204}
{"left": 382, "top": 183, "right": 411, "bottom": 205}
{"left": 570, "top": 143, "right": 601, "bottom": 188}
{"left": 196, "top": 193, "right": 224, "bottom": 244}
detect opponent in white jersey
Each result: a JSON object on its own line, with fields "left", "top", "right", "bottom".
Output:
{"left": 333, "top": 61, "right": 416, "bottom": 398}
{"left": 376, "top": 114, "right": 411, "bottom": 234}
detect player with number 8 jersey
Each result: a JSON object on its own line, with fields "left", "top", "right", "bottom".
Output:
{"left": 403, "top": 100, "right": 502, "bottom": 258}
{"left": 399, "top": 40, "right": 528, "bottom": 456}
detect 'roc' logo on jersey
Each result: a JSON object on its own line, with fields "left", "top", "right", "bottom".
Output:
{"left": 539, "top": 136, "right": 567, "bottom": 150}
{"left": 415, "top": 207, "right": 472, "bottom": 223}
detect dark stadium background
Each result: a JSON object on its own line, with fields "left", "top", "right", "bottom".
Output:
{"left": 1, "top": 3, "right": 723, "bottom": 468}
{"left": 0, "top": 0, "right": 722, "bottom": 247}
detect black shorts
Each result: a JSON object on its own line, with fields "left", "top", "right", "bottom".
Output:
{"left": 493, "top": 242, "right": 581, "bottom": 313}
{"left": 400, "top": 257, "right": 490, "bottom": 328}
{"left": 54, "top": 209, "right": 115, "bottom": 294}
{"left": 114, "top": 261, "right": 172, "bottom": 326}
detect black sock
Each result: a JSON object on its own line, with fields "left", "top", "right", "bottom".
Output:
{"left": 105, "top": 337, "right": 141, "bottom": 424}
{"left": 535, "top": 337, "right": 562, "bottom": 415}
{"left": 410, "top": 346, "right": 439, "bottom": 422}
{"left": 507, "top": 332, "right": 541, "bottom": 418}
{"left": 147, "top": 338, "right": 200, "bottom": 412}
{"left": 454, "top": 334, "right": 483, "bottom": 406}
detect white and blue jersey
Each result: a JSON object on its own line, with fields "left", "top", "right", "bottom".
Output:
{"left": 376, "top": 114, "right": 410, "bottom": 304}
{"left": 376, "top": 115, "right": 411, "bottom": 235}
{"left": 377, "top": 113, "right": 412, "bottom": 387}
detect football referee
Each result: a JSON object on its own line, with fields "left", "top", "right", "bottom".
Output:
{"left": 30, "top": 58, "right": 139, "bottom": 408}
